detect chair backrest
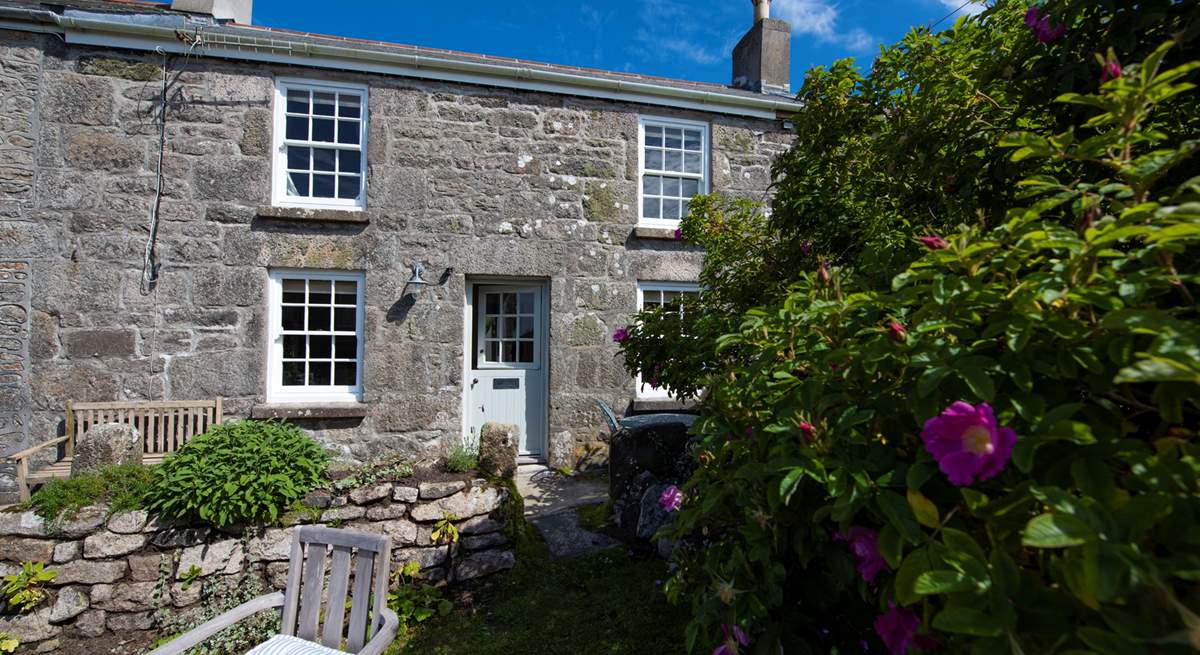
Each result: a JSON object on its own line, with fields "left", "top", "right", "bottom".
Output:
{"left": 594, "top": 399, "right": 620, "bottom": 433}
{"left": 281, "top": 526, "right": 392, "bottom": 653}
{"left": 67, "top": 399, "right": 223, "bottom": 456}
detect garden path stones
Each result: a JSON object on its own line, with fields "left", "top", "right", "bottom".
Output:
{"left": 517, "top": 465, "right": 619, "bottom": 559}
{"left": 530, "top": 511, "right": 620, "bottom": 560}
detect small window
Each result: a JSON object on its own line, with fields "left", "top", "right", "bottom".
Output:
{"left": 639, "top": 117, "right": 709, "bottom": 228}
{"left": 272, "top": 79, "right": 368, "bottom": 210}
{"left": 635, "top": 281, "right": 700, "bottom": 398}
{"left": 477, "top": 288, "right": 540, "bottom": 369}
{"left": 268, "top": 269, "right": 364, "bottom": 402}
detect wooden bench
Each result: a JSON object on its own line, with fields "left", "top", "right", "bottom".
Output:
{"left": 7, "top": 399, "right": 223, "bottom": 501}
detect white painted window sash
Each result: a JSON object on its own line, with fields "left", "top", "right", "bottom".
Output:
{"left": 271, "top": 77, "right": 369, "bottom": 210}
{"left": 637, "top": 115, "right": 710, "bottom": 229}
{"left": 634, "top": 281, "right": 700, "bottom": 399}
{"left": 267, "top": 269, "right": 365, "bottom": 403}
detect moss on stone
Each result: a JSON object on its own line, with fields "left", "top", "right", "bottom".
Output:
{"left": 568, "top": 314, "right": 605, "bottom": 346}
{"left": 719, "top": 130, "right": 756, "bottom": 153}
{"left": 78, "top": 57, "right": 160, "bottom": 82}
{"left": 583, "top": 182, "right": 618, "bottom": 223}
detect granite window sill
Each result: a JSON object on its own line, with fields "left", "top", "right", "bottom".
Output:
{"left": 632, "top": 226, "right": 681, "bottom": 241}
{"left": 256, "top": 205, "right": 369, "bottom": 224}
{"left": 250, "top": 403, "right": 369, "bottom": 420}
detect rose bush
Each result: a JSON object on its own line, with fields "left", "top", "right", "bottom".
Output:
{"left": 618, "top": 3, "right": 1200, "bottom": 653}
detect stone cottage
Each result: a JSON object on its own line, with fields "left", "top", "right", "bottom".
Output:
{"left": 0, "top": 0, "right": 798, "bottom": 501}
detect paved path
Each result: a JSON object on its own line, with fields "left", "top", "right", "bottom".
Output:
{"left": 516, "top": 464, "right": 620, "bottom": 559}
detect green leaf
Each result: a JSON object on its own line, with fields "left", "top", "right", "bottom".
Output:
{"left": 907, "top": 488, "right": 940, "bottom": 528}
{"left": 878, "top": 490, "right": 923, "bottom": 544}
{"left": 918, "top": 366, "right": 953, "bottom": 398}
{"left": 878, "top": 524, "right": 904, "bottom": 569}
{"left": 955, "top": 365, "right": 995, "bottom": 402}
{"left": 894, "top": 547, "right": 935, "bottom": 606}
{"left": 932, "top": 607, "right": 1005, "bottom": 637}
{"left": 914, "top": 570, "right": 976, "bottom": 594}
{"left": 942, "top": 527, "right": 987, "bottom": 564}
{"left": 1022, "top": 513, "right": 1095, "bottom": 548}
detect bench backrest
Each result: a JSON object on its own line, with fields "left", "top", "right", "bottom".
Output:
{"left": 67, "top": 399, "right": 223, "bottom": 456}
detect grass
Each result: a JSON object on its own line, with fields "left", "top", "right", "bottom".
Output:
{"left": 576, "top": 501, "right": 612, "bottom": 532}
{"left": 391, "top": 530, "right": 688, "bottom": 654}
{"left": 22, "top": 464, "right": 154, "bottom": 521}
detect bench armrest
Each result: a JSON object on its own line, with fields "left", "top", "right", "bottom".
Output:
{"left": 357, "top": 608, "right": 400, "bottom": 655}
{"left": 6, "top": 437, "right": 68, "bottom": 463}
{"left": 145, "top": 592, "right": 285, "bottom": 655}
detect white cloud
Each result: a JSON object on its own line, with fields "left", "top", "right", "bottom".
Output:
{"left": 656, "top": 35, "right": 723, "bottom": 65}
{"left": 771, "top": 0, "right": 878, "bottom": 53}
{"left": 937, "top": 0, "right": 988, "bottom": 17}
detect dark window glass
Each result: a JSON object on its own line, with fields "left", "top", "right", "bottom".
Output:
{"left": 519, "top": 316, "right": 534, "bottom": 339}
{"left": 282, "top": 361, "right": 305, "bottom": 385}
{"left": 334, "top": 307, "right": 356, "bottom": 332}
{"left": 309, "top": 335, "right": 332, "bottom": 359}
{"left": 282, "top": 280, "right": 305, "bottom": 303}
{"left": 334, "top": 335, "right": 357, "bottom": 358}
{"left": 485, "top": 294, "right": 499, "bottom": 314}
{"left": 338, "top": 94, "right": 361, "bottom": 118}
{"left": 313, "top": 174, "right": 335, "bottom": 198}
{"left": 312, "top": 118, "right": 335, "bottom": 142}
{"left": 502, "top": 341, "right": 516, "bottom": 362}
{"left": 281, "top": 306, "right": 304, "bottom": 330}
{"left": 313, "top": 148, "right": 336, "bottom": 171}
{"left": 307, "top": 306, "right": 330, "bottom": 331}
{"left": 337, "top": 121, "right": 360, "bottom": 145}
{"left": 283, "top": 335, "right": 305, "bottom": 358}
{"left": 334, "top": 282, "right": 357, "bottom": 305}
{"left": 308, "top": 280, "right": 331, "bottom": 304}
{"left": 287, "top": 147, "right": 310, "bottom": 171}
{"left": 519, "top": 341, "right": 533, "bottom": 362}
{"left": 339, "top": 150, "right": 361, "bottom": 174}
{"left": 286, "top": 89, "right": 308, "bottom": 114}
{"left": 337, "top": 176, "right": 360, "bottom": 200}
{"left": 502, "top": 294, "right": 517, "bottom": 314}
{"left": 313, "top": 92, "right": 336, "bottom": 116}
{"left": 288, "top": 172, "right": 309, "bottom": 197}
{"left": 308, "top": 361, "right": 332, "bottom": 385}
{"left": 334, "top": 362, "right": 357, "bottom": 385}
{"left": 286, "top": 116, "right": 307, "bottom": 140}
{"left": 486, "top": 341, "right": 500, "bottom": 362}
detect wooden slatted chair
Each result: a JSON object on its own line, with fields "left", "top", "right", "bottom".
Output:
{"left": 147, "top": 526, "right": 399, "bottom": 655}
{"left": 7, "top": 399, "right": 223, "bottom": 501}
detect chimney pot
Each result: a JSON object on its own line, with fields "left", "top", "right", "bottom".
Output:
{"left": 753, "top": 0, "right": 770, "bottom": 22}
{"left": 732, "top": 2, "right": 790, "bottom": 95}
{"left": 171, "top": 0, "right": 253, "bottom": 24}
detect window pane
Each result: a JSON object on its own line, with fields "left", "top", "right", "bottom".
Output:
{"left": 309, "top": 335, "right": 332, "bottom": 359}
{"left": 684, "top": 130, "right": 702, "bottom": 150}
{"left": 486, "top": 341, "right": 500, "bottom": 362}
{"left": 518, "top": 341, "right": 533, "bottom": 363}
{"left": 484, "top": 316, "right": 497, "bottom": 338}
{"left": 338, "top": 94, "right": 361, "bottom": 118}
{"left": 313, "top": 148, "right": 336, "bottom": 171}
{"left": 485, "top": 294, "right": 499, "bottom": 314}
{"left": 645, "top": 149, "right": 663, "bottom": 170}
{"left": 334, "top": 335, "right": 357, "bottom": 358}
{"left": 642, "top": 197, "right": 660, "bottom": 219}
{"left": 313, "top": 174, "right": 335, "bottom": 198}
{"left": 334, "top": 307, "right": 356, "bottom": 331}
{"left": 308, "top": 306, "right": 330, "bottom": 331}
{"left": 312, "top": 118, "right": 335, "bottom": 142}
{"left": 665, "top": 129, "right": 683, "bottom": 149}
{"left": 309, "top": 280, "right": 332, "bottom": 304}
{"left": 644, "top": 125, "right": 663, "bottom": 146}
{"left": 334, "top": 281, "right": 357, "bottom": 305}
{"left": 283, "top": 335, "right": 305, "bottom": 358}
{"left": 339, "top": 150, "right": 361, "bottom": 174}
{"left": 642, "top": 175, "right": 660, "bottom": 195}
{"left": 518, "top": 292, "right": 534, "bottom": 314}
{"left": 664, "top": 151, "right": 682, "bottom": 172}
{"left": 282, "top": 279, "right": 305, "bottom": 303}
{"left": 286, "top": 89, "right": 308, "bottom": 113}
{"left": 663, "top": 199, "right": 680, "bottom": 219}
{"left": 287, "top": 172, "right": 309, "bottom": 197}
{"left": 502, "top": 294, "right": 517, "bottom": 314}
{"left": 286, "top": 116, "right": 308, "bottom": 140}
{"left": 502, "top": 341, "right": 516, "bottom": 363}
{"left": 519, "top": 316, "right": 534, "bottom": 338}
{"left": 681, "top": 198, "right": 690, "bottom": 216}
{"left": 282, "top": 361, "right": 305, "bottom": 386}
{"left": 684, "top": 152, "right": 703, "bottom": 174}
{"left": 308, "top": 361, "right": 332, "bottom": 385}
{"left": 334, "top": 362, "right": 357, "bottom": 385}
{"left": 337, "top": 175, "right": 360, "bottom": 200}
{"left": 313, "top": 92, "right": 336, "bottom": 116}
{"left": 287, "top": 147, "right": 310, "bottom": 171}
{"left": 682, "top": 178, "right": 700, "bottom": 197}
{"left": 663, "top": 177, "right": 681, "bottom": 197}
{"left": 337, "top": 121, "right": 360, "bottom": 145}
{"left": 501, "top": 317, "right": 517, "bottom": 339}
{"left": 282, "top": 306, "right": 304, "bottom": 330}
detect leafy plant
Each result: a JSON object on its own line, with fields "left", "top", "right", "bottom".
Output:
{"left": 145, "top": 419, "right": 328, "bottom": 527}
{"left": 23, "top": 463, "right": 153, "bottom": 521}
{"left": 621, "top": 22, "right": 1200, "bottom": 655}
{"left": 444, "top": 432, "right": 479, "bottom": 473}
{"left": 2, "top": 562, "right": 56, "bottom": 614}
{"left": 387, "top": 560, "right": 452, "bottom": 638}
{"left": 0, "top": 632, "right": 17, "bottom": 653}
{"left": 152, "top": 570, "right": 279, "bottom": 654}
{"left": 431, "top": 514, "right": 460, "bottom": 545}
{"left": 179, "top": 565, "right": 202, "bottom": 591}
{"left": 329, "top": 455, "right": 414, "bottom": 492}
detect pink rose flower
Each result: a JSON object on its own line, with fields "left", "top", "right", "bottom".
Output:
{"left": 874, "top": 603, "right": 921, "bottom": 654}
{"left": 1101, "top": 55, "right": 1122, "bottom": 82}
{"left": 659, "top": 485, "right": 683, "bottom": 512}
{"left": 674, "top": 227, "right": 684, "bottom": 240}
{"left": 612, "top": 327, "right": 628, "bottom": 343}
{"left": 921, "top": 401, "right": 1018, "bottom": 486}
{"left": 713, "top": 623, "right": 749, "bottom": 655}
{"left": 1025, "top": 7, "right": 1065, "bottom": 43}
{"left": 918, "top": 235, "right": 948, "bottom": 250}
{"left": 835, "top": 527, "right": 889, "bottom": 583}
{"left": 799, "top": 422, "right": 816, "bottom": 441}
{"left": 888, "top": 321, "right": 908, "bottom": 342}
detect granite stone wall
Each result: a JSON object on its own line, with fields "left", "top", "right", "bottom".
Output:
{"left": 0, "top": 28, "right": 793, "bottom": 499}
{"left": 0, "top": 477, "right": 512, "bottom": 654}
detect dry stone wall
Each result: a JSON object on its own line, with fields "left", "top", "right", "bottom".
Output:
{"left": 0, "top": 478, "right": 513, "bottom": 654}
{"left": 0, "top": 28, "right": 794, "bottom": 499}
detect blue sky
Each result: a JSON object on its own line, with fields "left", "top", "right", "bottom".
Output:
{"left": 252, "top": 0, "right": 987, "bottom": 90}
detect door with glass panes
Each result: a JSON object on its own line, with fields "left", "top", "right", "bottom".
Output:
{"left": 466, "top": 284, "right": 547, "bottom": 458}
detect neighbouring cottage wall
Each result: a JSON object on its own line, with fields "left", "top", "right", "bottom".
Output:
{"left": 0, "top": 27, "right": 794, "bottom": 498}
{"left": 0, "top": 478, "right": 514, "bottom": 654}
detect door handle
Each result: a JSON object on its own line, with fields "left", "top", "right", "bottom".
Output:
{"left": 471, "top": 378, "right": 479, "bottom": 388}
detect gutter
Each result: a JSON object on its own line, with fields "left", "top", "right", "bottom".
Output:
{"left": 0, "top": 5, "right": 802, "bottom": 119}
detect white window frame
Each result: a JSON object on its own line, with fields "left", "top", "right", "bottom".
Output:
{"left": 635, "top": 281, "right": 700, "bottom": 399}
{"left": 637, "top": 115, "right": 710, "bottom": 229}
{"left": 475, "top": 285, "right": 542, "bottom": 371}
{"left": 271, "top": 78, "right": 369, "bottom": 211}
{"left": 266, "top": 269, "right": 365, "bottom": 403}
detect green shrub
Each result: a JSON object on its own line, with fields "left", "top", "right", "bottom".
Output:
{"left": 387, "top": 560, "right": 452, "bottom": 639}
{"left": 444, "top": 433, "right": 478, "bottom": 473}
{"left": 622, "top": 28, "right": 1200, "bottom": 655}
{"left": 2, "top": 562, "right": 56, "bottom": 614}
{"left": 23, "top": 464, "right": 153, "bottom": 521}
{"left": 152, "top": 570, "right": 279, "bottom": 654}
{"left": 145, "top": 420, "right": 328, "bottom": 527}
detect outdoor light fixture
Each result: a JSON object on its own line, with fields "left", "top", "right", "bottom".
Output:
{"left": 406, "top": 262, "right": 429, "bottom": 287}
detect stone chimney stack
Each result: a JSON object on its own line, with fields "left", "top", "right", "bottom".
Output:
{"left": 171, "top": 0, "right": 253, "bottom": 24}
{"left": 732, "top": 0, "right": 791, "bottom": 95}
